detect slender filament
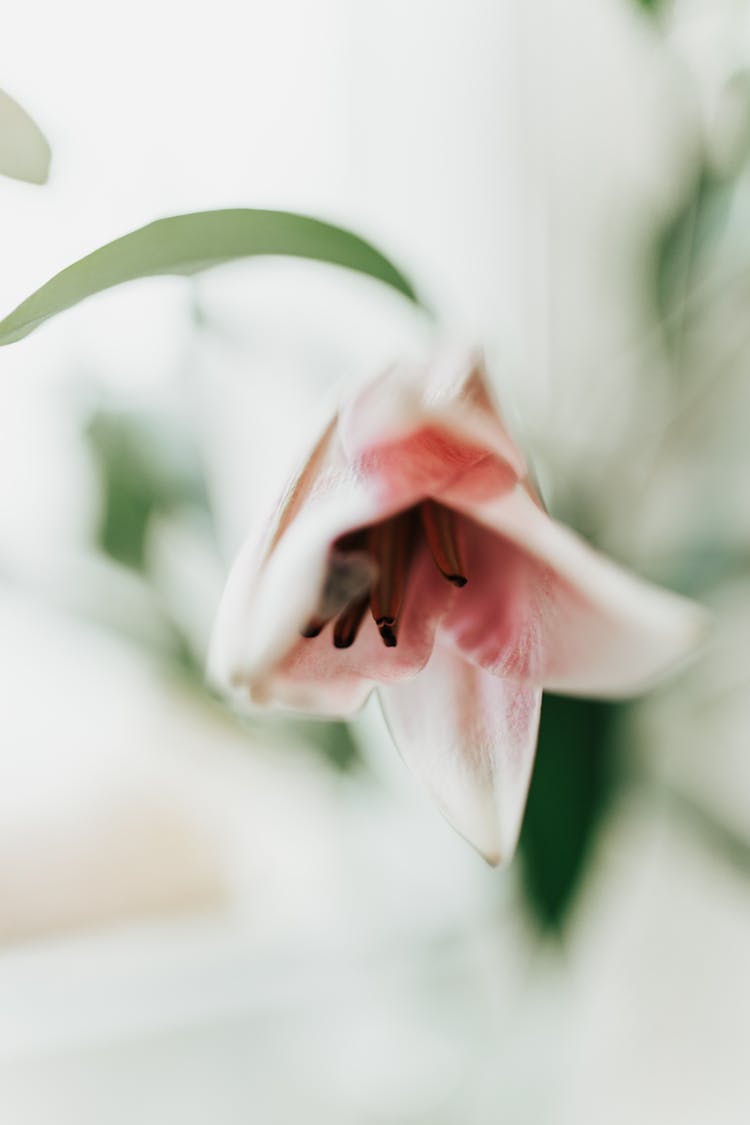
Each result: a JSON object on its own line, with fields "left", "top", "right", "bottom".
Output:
{"left": 368, "top": 511, "right": 413, "bottom": 646}
{"left": 420, "top": 501, "right": 467, "bottom": 586}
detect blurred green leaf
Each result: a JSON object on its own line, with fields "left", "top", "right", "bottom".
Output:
{"left": 0, "top": 88, "right": 50, "bottom": 185}
{"left": 519, "top": 694, "right": 622, "bottom": 931}
{"left": 654, "top": 165, "right": 732, "bottom": 355}
{"left": 86, "top": 409, "right": 209, "bottom": 570}
{"left": 294, "top": 719, "right": 364, "bottom": 773}
{"left": 0, "top": 209, "right": 424, "bottom": 347}
{"left": 635, "top": 0, "right": 665, "bottom": 12}
{"left": 669, "top": 542, "right": 750, "bottom": 597}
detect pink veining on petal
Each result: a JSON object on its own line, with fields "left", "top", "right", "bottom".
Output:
{"left": 437, "top": 514, "right": 547, "bottom": 682}
{"left": 355, "top": 423, "right": 519, "bottom": 510}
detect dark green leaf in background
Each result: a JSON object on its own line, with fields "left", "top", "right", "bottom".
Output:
{"left": 519, "top": 694, "right": 623, "bottom": 932}
{"left": 0, "top": 209, "right": 424, "bottom": 347}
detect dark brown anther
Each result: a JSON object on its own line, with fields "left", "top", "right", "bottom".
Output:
{"left": 377, "top": 622, "right": 398, "bottom": 648}
{"left": 333, "top": 596, "right": 369, "bottom": 649}
{"left": 420, "top": 501, "right": 467, "bottom": 587}
{"left": 301, "top": 537, "right": 377, "bottom": 642}
{"left": 369, "top": 511, "right": 413, "bottom": 647}
{"left": 300, "top": 619, "right": 326, "bottom": 639}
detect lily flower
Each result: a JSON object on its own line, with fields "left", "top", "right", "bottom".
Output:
{"left": 209, "top": 351, "right": 706, "bottom": 865}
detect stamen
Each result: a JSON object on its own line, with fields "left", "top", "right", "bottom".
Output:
{"left": 369, "top": 512, "right": 413, "bottom": 647}
{"left": 420, "top": 501, "right": 467, "bottom": 586}
{"left": 300, "top": 618, "right": 326, "bottom": 639}
{"left": 300, "top": 544, "right": 377, "bottom": 639}
{"left": 332, "top": 595, "right": 369, "bottom": 649}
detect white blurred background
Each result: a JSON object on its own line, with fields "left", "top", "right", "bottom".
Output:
{"left": 1, "top": 1, "right": 749, "bottom": 1121}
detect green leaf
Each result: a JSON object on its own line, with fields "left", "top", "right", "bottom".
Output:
{"left": 0, "top": 209, "right": 424, "bottom": 346}
{"left": 519, "top": 694, "right": 622, "bottom": 932}
{"left": 0, "top": 88, "right": 51, "bottom": 185}
{"left": 654, "top": 166, "right": 732, "bottom": 354}
{"left": 294, "top": 719, "right": 364, "bottom": 773}
{"left": 86, "top": 409, "right": 209, "bottom": 571}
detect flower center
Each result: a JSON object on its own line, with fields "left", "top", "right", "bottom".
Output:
{"left": 301, "top": 501, "right": 467, "bottom": 650}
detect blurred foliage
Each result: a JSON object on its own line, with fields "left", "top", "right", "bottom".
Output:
{"left": 669, "top": 542, "right": 750, "bottom": 599}
{"left": 86, "top": 408, "right": 210, "bottom": 570}
{"left": 654, "top": 166, "right": 733, "bottom": 356}
{"left": 85, "top": 403, "right": 363, "bottom": 778}
{"left": 288, "top": 719, "right": 364, "bottom": 773}
{"left": 654, "top": 72, "right": 750, "bottom": 362}
{"left": 532, "top": 119, "right": 750, "bottom": 918}
{"left": 519, "top": 694, "right": 622, "bottom": 931}
{"left": 636, "top": 0, "right": 663, "bottom": 10}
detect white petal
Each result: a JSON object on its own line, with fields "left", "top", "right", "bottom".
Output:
{"left": 208, "top": 471, "right": 379, "bottom": 702}
{"left": 379, "top": 645, "right": 542, "bottom": 865}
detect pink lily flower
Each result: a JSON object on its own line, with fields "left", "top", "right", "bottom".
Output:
{"left": 209, "top": 351, "right": 706, "bottom": 865}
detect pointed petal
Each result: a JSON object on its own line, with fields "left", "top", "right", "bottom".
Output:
{"left": 380, "top": 646, "right": 542, "bottom": 865}
{"left": 339, "top": 350, "right": 526, "bottom": 504}
{"left": 441, "top": 486, "right": 709, "bottom": 697}
{"left": 208, "top": 413, "right": 345, "bottom": 690}
{"left": 0, "top": 89, "right": 51, "bottom": 185}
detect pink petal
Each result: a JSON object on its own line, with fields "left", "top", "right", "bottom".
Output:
{"left": 379, "top": 645, "right": 542, "bottom": 865}
{"left": 339, "top": 350, "right": 526, "bottom": 502}
{"left": 440, "top": 485, "right": 709, "bottom": 697}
